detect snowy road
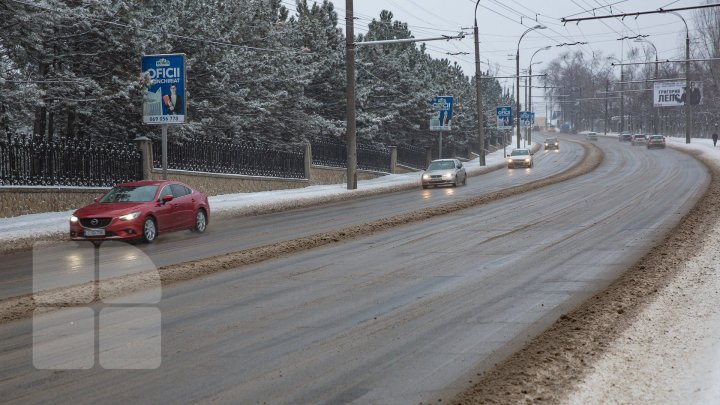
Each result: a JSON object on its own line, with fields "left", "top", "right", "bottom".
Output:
{"left": 0, "top": 135, "right": 709, "bottom": 404}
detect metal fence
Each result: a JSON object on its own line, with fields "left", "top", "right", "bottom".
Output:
{"left": 357, "top": 143, "right": 391, "bottom": 172}
{"left": 153, "top": 138, "right": 305, "bottom": 179}
{"left": 397, "top": 144, "right": 427, "bottom": 169}
{"left": 310, "top": 140, "right": 347, "bottom": 168}
{"left": 311, "top": 140, "right": 391, "bottom": 173}
{"left": 0, "top": 136, "right": 142, "bottom": 187}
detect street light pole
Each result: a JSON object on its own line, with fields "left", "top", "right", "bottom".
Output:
{"left": 635, "top": 38, "right": 659, "bottom": 133}
{"left": 668, "top": 11, "right": 691, "bottom": 143}
{"left": 528, "top": 46, "right": 551, "bottom": 144}
{"left": 604, "top": 80, "right": 609, "bottom": 135}
{"left": 516, "top": 25, "right": 546, "bottom": 149}
{"left": 609, "top": 56, "right": 625, "bottom": 133}
{"left": 474, "top": 0, "right": 485, "bottom": 165}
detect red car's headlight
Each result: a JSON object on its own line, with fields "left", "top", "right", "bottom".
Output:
{"left": 118, "top": 211, "right": 141, "bottom": 221}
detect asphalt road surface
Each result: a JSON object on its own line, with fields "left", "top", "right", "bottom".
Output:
{"left": 0, "top": 140, "right": 582, "bottom": 300}
{"left": 0, "top": 136, "right": 709, "bottom": 404}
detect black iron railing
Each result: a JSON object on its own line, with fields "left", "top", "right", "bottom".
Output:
{"left": 311, "top": 140, "right": 391, "bottom": 173}
{"left": 397, "top": 144, "right": 426, "bottom": 170}
{"left": 310, "top": 140, "right": 347, "bottom": 168}
{"left": 0, "top": 136, "right": 142, "bottom": 187}
{"left": 153, "top": 138, "right": 305, "bottom": 179}
{"left": 357, "top": 143, "right": 391, "bottom": 172}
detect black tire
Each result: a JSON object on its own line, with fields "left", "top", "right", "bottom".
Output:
{"left": 422, "top": 185, "right": 429, "bottom": 189}
{"left": 462, "top": 175, "right": 467, "bottom": 186}
{"left": 193, "top": 209, "right": 207, "bottom": 233}
{"left": 142, "top": 217, "right": 157, "bottom": 243}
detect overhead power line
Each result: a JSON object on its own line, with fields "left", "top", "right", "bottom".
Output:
{"left": 561, "top": 3, "right": 720, "bottom": 23}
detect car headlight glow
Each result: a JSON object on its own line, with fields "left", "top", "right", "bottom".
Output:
{"left": 422, "top": 174, "right": 429, "bottom": 180}
{"left": 525, "top": 158, "right": 530, "bottom": 162}
{"left": 70, "top": 215, "right": 79, "bottom": 223}
{"left": 118, "top": 211, "right": 141, "bottom": 221}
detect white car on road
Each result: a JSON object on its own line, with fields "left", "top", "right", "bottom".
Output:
{"left": 507, "top": 148, "right": 534, "bottom": 169}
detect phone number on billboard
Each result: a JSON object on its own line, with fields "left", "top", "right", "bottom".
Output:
{"left": 147, "top": 115, "right": 181, "bottom": 123}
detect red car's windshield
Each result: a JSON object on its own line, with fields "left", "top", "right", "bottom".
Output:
{"left": 100, "top": 185, "right": 158, "bottom": 203}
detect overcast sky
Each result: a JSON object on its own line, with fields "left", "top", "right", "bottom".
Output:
{"left": 293, "top": 1, "right": 702, "bottom": 89}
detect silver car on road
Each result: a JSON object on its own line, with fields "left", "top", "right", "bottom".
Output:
{"left": 421, "top": 159, "right": 467, "bottom": 189}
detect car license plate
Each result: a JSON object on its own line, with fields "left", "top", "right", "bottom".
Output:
{"left": 84, "top": 228, "right": 105, "bottom": 237}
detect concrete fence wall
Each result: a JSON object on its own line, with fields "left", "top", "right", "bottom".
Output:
{"left": 0, "top": 139, "right": 422, "bottom": 218}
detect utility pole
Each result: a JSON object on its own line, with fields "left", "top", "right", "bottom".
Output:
{"left": 473, "top": 0, "right": 485, "bottom": 165}
{"left": 344, "top": 1, "right": 465, "bottom": 189}
{"left": 345, "top": 0, "right": 357, "bottom": 190}
{"left": 604, "top": 80, "right": 609, "bottom": 135}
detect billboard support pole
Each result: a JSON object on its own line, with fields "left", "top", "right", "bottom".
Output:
{"left": 438, "top": 133, "right": 443, "bottom": 159}
{"left": 162, "top": 125, "right": 168, "bottom": 180}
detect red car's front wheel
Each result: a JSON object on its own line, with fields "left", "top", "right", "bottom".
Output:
{"left": 194, "top": 209, "right": 207, "bottom": 233}
{"left": 142, "top": 217, "right": 157, "bottom": 243}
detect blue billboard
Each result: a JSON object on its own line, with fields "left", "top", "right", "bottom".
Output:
{"left": 141, "top": 53, "right": 186, "bottom": 125}
{"left": 430, "top": 96, "right": 453, "bottom": 131}
{"left": 496, "top": 106, "right": 513, "bottom": 129}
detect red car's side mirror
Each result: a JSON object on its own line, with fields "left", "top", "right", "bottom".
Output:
{"left": 161, "top": 194, "right": 174, "bottom": 204}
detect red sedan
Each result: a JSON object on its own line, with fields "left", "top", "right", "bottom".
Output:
{"left": 70, "top": 180, "right": 210, "bottom": 243}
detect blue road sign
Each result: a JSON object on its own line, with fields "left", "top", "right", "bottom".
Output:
{"left": 141, "top": 53, "right": 186, "bottom": 125}
{"left": 496, "top": 106, "right": 513, "bottom": 129}
{"left": 430, "top": 96, "right": 453, "bottom": 131}
{"left": 520, "top": 111, "right": 532, "bottom": 129}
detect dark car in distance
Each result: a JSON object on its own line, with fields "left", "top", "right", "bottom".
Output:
{"left": 619, "top": 132, "right": 633, "bottom": 142}
{"left": 544, "top": 137, "right": 560, "bottom": 150}
{"left": 70, "top": 180, "right": 210, "bottom": 243}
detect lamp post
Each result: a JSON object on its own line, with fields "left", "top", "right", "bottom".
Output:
{"left": 669, "top": 11, "right": 691, "bottom": 143}
{"left": 516, "top": 25, "right": 546, "bottom": 148}
{"left": 527, "top": 46, "right": 551, "bottom": 144}
{"left": 473, "top": 0, "right": 485, "bottom": 165}
{"left": 634, "top": 37, "right": 659, "bottom": 133}
{"left": 608, "top": 56, "right": 625, "bottom": 133}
